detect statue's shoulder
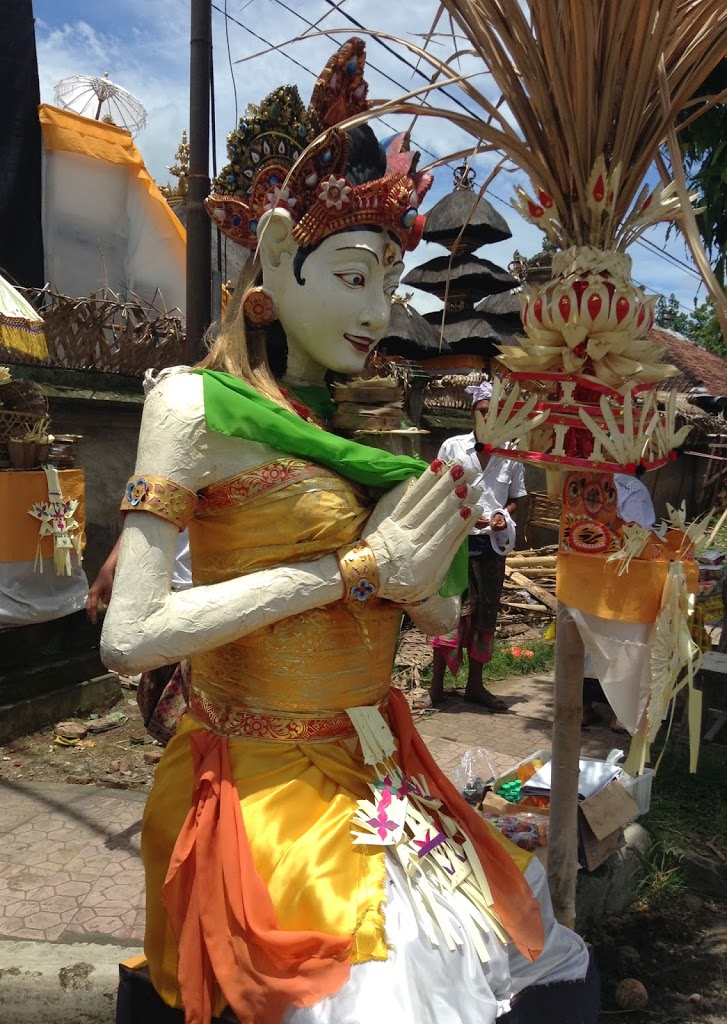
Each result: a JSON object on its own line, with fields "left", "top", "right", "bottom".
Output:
{"left": 142, "top": 367, "right": 205, "bottom": 427}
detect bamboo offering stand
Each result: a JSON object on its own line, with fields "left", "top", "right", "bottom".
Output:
{"left": 373, "top": 0, "right": 727, "bottom": 925}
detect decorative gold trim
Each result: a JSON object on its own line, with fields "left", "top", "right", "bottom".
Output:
{"left": 120, "top": 474, "right": 199, "bottom": 530}
{"left": 337, "top": 540, "right": 380, "bottom": 603}
{"left": 188, "top": 687, "right": 389, "bottom": 742}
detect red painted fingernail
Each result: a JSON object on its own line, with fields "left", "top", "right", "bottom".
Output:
{"left": 459, "top": 507, "right": 472, "bottom": 520}
{"left": 450, "top": 465, "right": 464, "bottom": 482}
{"left": 430, "top": 459, "right": 444, "bottom": 473}
{"left": 455, "top": 484, "right": 468, "bottom": 499}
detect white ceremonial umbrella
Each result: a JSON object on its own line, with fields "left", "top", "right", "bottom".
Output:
{"left": 53, "top": 72, "right": 148, "bottom": 136}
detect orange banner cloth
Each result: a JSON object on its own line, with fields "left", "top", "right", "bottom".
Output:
{"left": 557, "top": 532, "right": 699, "bottom": 624}
{"left": 38, "top": 104, "right": 186, "bottom": 250}
{"left": 0, "top": 469, "right": 85, "bottom": 563}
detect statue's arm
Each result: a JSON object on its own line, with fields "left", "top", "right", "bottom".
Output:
{"left": 101, "top": 373, "right": 480, "bottom": 674}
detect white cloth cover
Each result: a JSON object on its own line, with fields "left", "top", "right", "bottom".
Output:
{"left": 613, "top": 474, "right": 656, "bottom": 528}
{"left": 0, "top": 558, "right": 87, "bottom": 628}
{"left": 571, "top": 607, "right": 652, "bottom": 733}
{"left": 286, "top": 855, "right": 589, "bottom": 1024}
{"left": 40, "top": 108, "right": 186, "bottom": 315}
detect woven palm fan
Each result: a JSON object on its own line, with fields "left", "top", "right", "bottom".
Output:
{"left": 0, "top": 272, "right": 48, "bottom": 359}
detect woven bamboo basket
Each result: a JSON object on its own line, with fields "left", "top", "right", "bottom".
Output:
{"left": 0, "top": 409, "right": 39, "bottom": 449}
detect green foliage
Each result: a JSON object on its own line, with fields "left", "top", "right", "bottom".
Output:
{"left": 654, "top": 293, "right": 691, "bottom": 336}
{"left": 654, "top": 291, "right": 727, "bottom": 357}
{"left": 689, "top": 298, "right": 727, "bottom": 356}
{"left": 676, "top": 59, "right": 727, "bottom": 287}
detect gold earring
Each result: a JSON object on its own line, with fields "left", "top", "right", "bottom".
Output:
{"left": 242, "top": 286, "right": 276, "bottom": 326}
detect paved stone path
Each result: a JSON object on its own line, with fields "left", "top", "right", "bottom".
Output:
{"left": 0, "top": 671, "right": 618, "bottom": 948}
{"left": 0, "top": 782, "right": 146, "bottom": 946}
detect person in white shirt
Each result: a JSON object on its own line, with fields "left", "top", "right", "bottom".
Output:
{"left": 421, "top": 382, "right": 527, "bottom": 710}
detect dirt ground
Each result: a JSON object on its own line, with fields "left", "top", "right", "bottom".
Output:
{"left": 591, "top": 896, "right": 727, "bottom": 1022}
{"left": 0, "top": 684, "right": 160, "bottom": 790}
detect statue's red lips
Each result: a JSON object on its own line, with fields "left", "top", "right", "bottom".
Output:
{"left": 344, "top": 334, "right": 375, "bottom": 353}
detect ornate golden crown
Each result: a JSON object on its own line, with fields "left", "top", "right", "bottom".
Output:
{"left": 205, "top": 38, "right": 432, "bottom": 252}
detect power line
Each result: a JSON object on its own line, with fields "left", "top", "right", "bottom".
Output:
{"left": 638, "top": 233, "right": 704, "bottom": 278}
{"left": 210, "top": 2, "right": 708, "bottom": 293}
{"left": 209, "top": 0, "right": 467, "bottom": 182}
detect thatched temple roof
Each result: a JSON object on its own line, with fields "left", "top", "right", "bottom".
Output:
{"left": 476, "top": 290, "right": 523, "bottom": 319}
{"left": 379, "top": 299, "right": 452, "bottom": 360}
{"left": 422, "top": 189, "right": 512, "bottom": 251}
{"left": 423, "top": 309, "right": 520, "bottom": 352}
{"left": 403, "top": 254, "right": 518, "bottom": 301}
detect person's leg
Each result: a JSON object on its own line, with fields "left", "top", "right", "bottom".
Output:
{"left": 463, "top": 551, "right": 507, "bottom": 710}
{"left": 429, "top": 647, "right": 448, "bottom": 703}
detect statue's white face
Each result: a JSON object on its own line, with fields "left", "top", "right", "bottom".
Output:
{"left": 260, "top": 218, "right": 403, "bottom": 378}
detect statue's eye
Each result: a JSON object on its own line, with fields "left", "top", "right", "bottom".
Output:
{"left": 335, "top": 272, "right": 366, "bottom": 288}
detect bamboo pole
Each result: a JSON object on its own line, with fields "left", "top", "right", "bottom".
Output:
{"left": 707, "top": 508, "right": 727, "bottom": 547}
{"left": 547, "top": 601, "right": 585, "bottom": 929}
{"left": 504, "top": 567, "right": 558, "bottom": 611}
{"left": 506, "top": 555, "right": 558, "bottom": 569}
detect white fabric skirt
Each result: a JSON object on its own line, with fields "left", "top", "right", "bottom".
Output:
{"left": 286, "top": 853, "right": 589, "bottom": 1024}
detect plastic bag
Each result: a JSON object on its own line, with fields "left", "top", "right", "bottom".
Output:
{"left": 451, "top": 746, "right": 497, "bottom": 805}
{"left": 480, "top": 811, "right": 549, "bottom": 850}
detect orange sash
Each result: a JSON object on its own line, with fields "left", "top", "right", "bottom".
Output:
{"left": 387, "top": 688, "right": 545, "bottom": 962}
{"left": 161, "top": 731, "right": 351, "bottom": 1024}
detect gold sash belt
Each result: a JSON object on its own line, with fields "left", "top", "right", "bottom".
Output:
{"left": 188, "top": 688, "right": 388, "bottom": 743}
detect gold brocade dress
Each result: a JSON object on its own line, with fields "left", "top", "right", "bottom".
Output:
{"left": 142, "top": 457, "right": 404, "bottom": 1009}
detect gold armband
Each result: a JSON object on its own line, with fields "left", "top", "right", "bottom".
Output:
{"left": 120, "top": 474, "right": 199, "bottom": 531}
{"left": 337, "top": 541, "right": 380, "bottom": 603}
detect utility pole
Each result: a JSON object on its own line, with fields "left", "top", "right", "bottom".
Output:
{"left": 185, "top": 0, "right": 212, "bottom": 363}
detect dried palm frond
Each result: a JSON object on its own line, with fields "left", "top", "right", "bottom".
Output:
{"left": 423, "top": 1, "right": 727, "bottom": 247}
{"left": 259, "top": 7, "right": 727, "bottom": 339}
{"left": 323, "top": 3, "right": 727, "bottom": 329}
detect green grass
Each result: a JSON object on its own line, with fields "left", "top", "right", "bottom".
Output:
{"left": 420, "top": 638, "right": 556, "bottom": 687}
{"left": 635, "top": 737, "right": 727, "bottom": 904}
{"left": 647, "top": 740, "right": 727, "bottom": 850}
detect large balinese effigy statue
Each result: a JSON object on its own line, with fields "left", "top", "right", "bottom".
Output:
{"left": 102, "top": 39, "right": 597, "bottom": 1024}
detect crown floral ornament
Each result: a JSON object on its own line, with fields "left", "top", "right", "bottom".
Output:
{"left": 205, "top": 38, "right": 432, "bottom": 253}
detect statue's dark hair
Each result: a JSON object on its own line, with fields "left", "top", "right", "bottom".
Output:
{"left": 345, "top": 124, "right": 387, "bottom": 185}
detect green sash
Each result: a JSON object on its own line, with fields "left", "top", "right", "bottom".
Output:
{"left": 195, "top": 369, "right": 467, "bottom": 596}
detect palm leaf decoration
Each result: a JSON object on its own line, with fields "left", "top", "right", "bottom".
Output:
{"left": 354, "top": 2, "right": 727, "bottom": 325}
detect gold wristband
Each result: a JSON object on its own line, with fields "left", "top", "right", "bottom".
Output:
{"left": 337, "top": 541, "right": 380, "bottom": 603}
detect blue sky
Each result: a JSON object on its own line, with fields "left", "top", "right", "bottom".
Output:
{"left": 32, "top": 0, "right": 710, "bottom": 318}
